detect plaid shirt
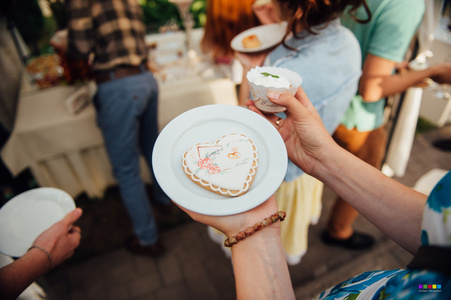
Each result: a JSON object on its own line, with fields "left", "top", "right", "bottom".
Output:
{"left": 67, "top": 0, "right": 148, "bottom": 72}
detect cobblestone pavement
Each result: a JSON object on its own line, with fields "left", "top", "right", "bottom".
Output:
{"left": 40, "top": 125, "right": 451, "bottom": 300}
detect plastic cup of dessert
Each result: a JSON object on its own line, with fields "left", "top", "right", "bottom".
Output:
{"left": 247, "top": 66, "right": 302, "bottom": 114}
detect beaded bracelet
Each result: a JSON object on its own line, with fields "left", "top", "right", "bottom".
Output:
{"left": 28, "top": 245, "right": 53, "bottom": 271}
{"left": 224, "top": 211, "right": 286, "bottom": 247}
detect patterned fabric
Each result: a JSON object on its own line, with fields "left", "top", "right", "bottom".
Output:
{"left": 421, "top": 171, "right": 451, "bottom": 247}
{"left": 66, "top": 0, "right": 148, "bottom": 71}
{"left": 315, "top": 171, "right": 451, "bottom": 299}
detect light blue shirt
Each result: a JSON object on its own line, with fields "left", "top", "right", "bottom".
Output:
{"left": 267, "top": 19, "right": 362, "bottom": 181}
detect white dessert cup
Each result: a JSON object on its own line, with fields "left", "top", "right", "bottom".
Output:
{"left": 247, "top": 66, "right": 302, "bottom": 113}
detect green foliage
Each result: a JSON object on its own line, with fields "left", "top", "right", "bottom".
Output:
{"left": 141, "top": 0, "right": 182, "bottom": 33}
{"left": 38, "top": 17, "right": 58, "bottom": 55}
{"left": 140, "top": 0, "right": 206, "bottom": 33}
{"left": 190, "top": 0, "right": 207, "bottom": 27}
{"left": 7, "top": 0, "right": 45, "bottom": 55}
{"left": 46, "top": 0, "right": 67, "bottom": 30}
{"left": 9, "top": 0, "right": 207, "bottom": 56}
{"left": 415, "top": 117, "right": 438, "bottom": 135}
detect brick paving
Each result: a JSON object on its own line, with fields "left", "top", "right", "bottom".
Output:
{"left": 40, "top": 124, "right": 451, "bottom": 300}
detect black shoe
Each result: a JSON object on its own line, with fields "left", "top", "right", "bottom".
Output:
{"left": 321, "top": 230, "right": 375, "bottom": 250}
{"left": 433, "top": 139, "right": 451, "bottom": 152}
{"left": 126, "top": 236, "right": 166, "bottom": 258}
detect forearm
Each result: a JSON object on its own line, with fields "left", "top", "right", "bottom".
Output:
{"left": 235, "top": 52, "right": 268, "bottom": 105}
{"left": 312, "top": 143, "right": 426, "bottom": 254}
{"left": 238, "top": 67, "right": 252, "bottom": 106}
{"left": 360, "top": 67, "right": 433, "bottom": 101}
{"left": 0, "top": 250, "right": 49, "bottom": 300}
{"left": 359, "top": 54, "right": 444, "bottom": 102}
{"left": 231, "top": 224, "right": 295, "bottom": 300}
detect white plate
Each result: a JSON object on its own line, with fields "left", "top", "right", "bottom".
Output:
{"left": 0, "top": 188, "right": 75, "bottom": 257}
{"left": 152, "top": 104, "right": 287, "bottom": 216}
{"left": 231, "top": 22, "right": 288, "bottom": 53}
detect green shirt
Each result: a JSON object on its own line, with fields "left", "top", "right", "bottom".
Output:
{"left": 340, "top": 0, "right": 425, "bottom": 131}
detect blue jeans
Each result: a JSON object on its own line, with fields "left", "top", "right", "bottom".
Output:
{"left": 93, "top": 70, "right": 170, "bottom": 245}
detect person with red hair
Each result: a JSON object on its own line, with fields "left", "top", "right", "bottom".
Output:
{"left": 201, "top": 0, "right": 260, "bottom": 64}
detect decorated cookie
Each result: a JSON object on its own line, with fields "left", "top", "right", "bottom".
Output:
{"left": 182, "top": 133, "right": 258, "bottom": 197}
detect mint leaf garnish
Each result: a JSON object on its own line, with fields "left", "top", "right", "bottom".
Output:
{"left": 261, "top": 72, "right": 279, "bottom": 78}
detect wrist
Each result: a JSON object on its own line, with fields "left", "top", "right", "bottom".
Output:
{"left": 27, "top": 245, "right": 53, "bottom": 271}
{"left": 224, "top": 211, "right": 286, "bottom": 247}
{"left": 307, "top": 136, "right": 342, "bottom": 178}
{"left": 310, "top": 141, "right": 347, "bottom": 182}
{"left": 232, "top": 222, "right": 282, "bottom": 249}
{"left": 230, "top": 220, "right": 295, "bottom": 300}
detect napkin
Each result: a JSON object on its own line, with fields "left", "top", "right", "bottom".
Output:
{"left": 65, "top": 84, "right": 93, "bottom": 115}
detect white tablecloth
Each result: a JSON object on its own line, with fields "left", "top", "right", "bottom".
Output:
{"left": 1, "top": 78, "right": 238, "bottom": 198}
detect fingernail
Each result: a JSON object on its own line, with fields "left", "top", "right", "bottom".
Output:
{"left": 268, "top": 92, "right": 280, "bottom": 100}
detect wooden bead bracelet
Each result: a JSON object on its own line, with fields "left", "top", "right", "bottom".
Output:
{"left": 224, "top": 211, "right": 286, "bottom": 247}
{"left": 28, "top": 245, "right": 53, "bottom": 271}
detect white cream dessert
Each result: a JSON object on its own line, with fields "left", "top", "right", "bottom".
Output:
{"left": 247, "top": 66, "right": 302, "bottom": 114}
{"left": 253, "top": 72, "right": 292, "bottom": 88}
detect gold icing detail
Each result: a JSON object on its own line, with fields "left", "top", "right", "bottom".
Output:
{"left": 228, "top": 148, "right": 241, "bottom": 159}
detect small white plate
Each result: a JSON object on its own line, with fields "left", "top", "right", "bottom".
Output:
{"left": 231, "top": 22, "right": 288, "bottom": 53}
{"left": 152, "top": 104, "right": 287, "bottom": 216}
{"left": 0, "top": 188, "right": 75, "bottom": 257}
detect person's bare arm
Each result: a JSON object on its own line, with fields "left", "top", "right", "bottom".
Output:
{"left": 235, "top": 52, "right": 268, "bottom": 105}
{"left": 0, "top": 208, "right": 82, "bottom": 300}
{"left": 175, "top": 196, "right": 295, "bottom": 300}
{"left": 247, "top": 89, "right": 426, "bottom": 254}
{"left": 314, "top": 142, "right": 426, "bottom": 254}
{"left": 232, "top": 219, "right": 294, "bottom": 300}
{"left": 239, "top": 67, "right": 252, "bottom": 106}
{"left": 0, "top": 250, "right": 50, "bottom": 300}
{"left": 359, "top": 54, "right": 451, "bottom": 101}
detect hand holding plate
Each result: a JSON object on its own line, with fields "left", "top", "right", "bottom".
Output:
{"left": 174, "top": 195, "right": 278, "bottom": 238}
{"left": 31, "top": 208, "right": 83, "bottom": 267}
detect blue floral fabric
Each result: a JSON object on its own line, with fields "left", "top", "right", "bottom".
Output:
{"left": 315, "top": 171, "right": 451, "bottom": 299}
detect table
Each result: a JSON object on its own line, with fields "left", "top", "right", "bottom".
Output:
{"left": 1, "top": 77, "right": 238, "bottom": 199}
